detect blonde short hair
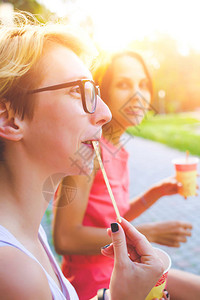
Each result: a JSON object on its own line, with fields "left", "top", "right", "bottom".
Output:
{"left": 0, "top": 11, "right": 94, "bottom": 119}
{"left": 0, "top": 11, "right": 95, "bottom": 158}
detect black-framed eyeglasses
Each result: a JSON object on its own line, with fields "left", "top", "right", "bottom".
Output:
{"left": 28, "top": 79, "right": 100, "bottom": 114}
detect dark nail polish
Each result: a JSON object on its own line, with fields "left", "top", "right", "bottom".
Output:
{"left": 101, "top": 244, "right": 111, "bottom": 249}
{"left": 111, "top": 223, "right": 119, "bottom": 232}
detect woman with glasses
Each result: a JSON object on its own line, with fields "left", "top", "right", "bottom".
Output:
{"left": 0, "top": 11, "right": 166, "bottom": 300}
{"left": 53, "top": 51, "right": 193, "bottom": 300}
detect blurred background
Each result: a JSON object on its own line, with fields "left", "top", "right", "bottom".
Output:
{"left": 1, "top": 0, "right": 200, "bottom": 113}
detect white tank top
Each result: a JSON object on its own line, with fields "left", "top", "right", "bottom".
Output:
{"left": 0, "top": 224, "right": 79, "bottom": 300}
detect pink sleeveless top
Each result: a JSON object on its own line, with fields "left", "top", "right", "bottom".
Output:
{"left": 62, "top": 137, "right": 130, "bottom": 300}
{"left": 0, "top": 224, "right": 78, "bottom": 300}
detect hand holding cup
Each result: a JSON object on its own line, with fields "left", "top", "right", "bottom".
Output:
{"left": 101, "top": 217, "right": 165, "bottom": 300}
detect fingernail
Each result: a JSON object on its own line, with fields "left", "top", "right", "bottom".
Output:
{"left": 101, "top": 244, "right": 111, "bottom": 249}
{"left": 111, "top": 223, "right": 119, "bottom": 232}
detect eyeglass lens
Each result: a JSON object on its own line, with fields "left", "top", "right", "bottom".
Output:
{"left": 84, "top": 81, "right": 96, "bottom": 113}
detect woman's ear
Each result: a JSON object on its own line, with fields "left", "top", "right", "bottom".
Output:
{"left": 0, "top": 101, "right": 24, "bottom": 141}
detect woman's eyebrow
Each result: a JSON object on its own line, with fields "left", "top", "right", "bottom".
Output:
{"left": 115, "top": 76, "right": 133, "bottom": 82}
{"left": 65, "top": 76, "right": 92, "bottom": 82}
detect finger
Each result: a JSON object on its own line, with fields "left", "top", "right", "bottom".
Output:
{"left": 182, "top": 229, "right": 192, "bottom": 237}
{"left": 180, "top": 222, "right": 193, "bottom": 230}
{"left": 128, "top": 247, "right": 141, "bottom": 262}
{"left": 106, "top": 227, "right": 143, "bottom": 261}
{"left": 170, "top": 177, "right": 177, "bottom": 183}
{"left": 176, "top": 236, "right": 187, "bottom": 243}
{"left": 110, "top": 222, "right": 129, "bottom": 262}
{"left": 158, "top": 240, "right": 180, "bottom": 247}
{"left": 102, "top": 241, "right": 142, "bottom": 262}
{"left": 170, "top": 242, "right": 180, "bottom": 248}
{"left": 119, "top": 217, "right": 155, "bottom": 257}
{"left": 185, "top": 226, "right": 193, "bottom": 231}
{"left": 174, "top": 227, "right": 192, "bottom": 237}
{"left": 170, "top": 221, "right": 193, "bottom": 231}
{"left": 158, "top": 235, "right": 187, "bottom": 246}
{"left": 162, "top": 239, "right": 181, "bottom": 247}
{"left": 108, "top": 226, "right": 143, "bottom": 262}
{"left": 107, "top": 227, "right": 111, "bottom": 237}
{"left": 101, "top": 243, "right": 114, "bottom": 258}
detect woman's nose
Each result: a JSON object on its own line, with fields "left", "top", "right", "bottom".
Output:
{"left": 91, "top": 95, "right": 112, "bottom": 127}
{"left": 130, "top": 90, "right": 149, "bottom": 107}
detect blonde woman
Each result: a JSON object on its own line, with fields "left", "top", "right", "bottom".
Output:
{"left": 0, "top": 11, "right": 165, "bottom": 300}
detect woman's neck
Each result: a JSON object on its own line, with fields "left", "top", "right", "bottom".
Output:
{"left": 0, "top": 148, "right": 51, "bottom": 241}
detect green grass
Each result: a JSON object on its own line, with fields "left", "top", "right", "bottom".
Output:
{"left": 126, "top": 113, "right": 200, "bottom": 156}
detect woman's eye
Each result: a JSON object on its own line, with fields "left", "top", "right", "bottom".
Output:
{"left": 69, "top": 86, "right": 81, "bottom": 98}
{"left": 116, "top": 81, "right": 131, "bottom": 89}
{"left": 140, "top": 79, "right": 150, "bottom": 90}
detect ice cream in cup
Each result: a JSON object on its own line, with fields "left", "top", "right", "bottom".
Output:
{"left": 145, "top": 248, "right": 171, "bottom": 300}
{"left": 172, "top": 157, "right": 199, "bottom": 198}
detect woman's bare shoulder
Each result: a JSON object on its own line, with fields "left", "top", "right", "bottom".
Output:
{"left": 0, "top": 246, "right": 52, "bottom": 300}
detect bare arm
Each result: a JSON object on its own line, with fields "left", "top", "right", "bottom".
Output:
{"left": 0, "top": 247, "right": 52, "bottom": 300}
{"left": 124, "top": 177, "right": 179, "bottom": 221}
{"left": 53, "top": 158, "right": 111, "bottom": 255}
{"left": 124, "top": 177, "right": 192, "bottom": 247}
{"left": 167, "top": 268, "right": 200, "bottom": 300}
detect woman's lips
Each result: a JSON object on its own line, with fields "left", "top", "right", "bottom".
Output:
{"left": 82, "top": 141, "right": 95, "bottom": 149}
{"left": 83, "top": 143, "right": 93, "bottom": 149}
{"left": 124, "top": 109, "right": 144, "bottom": 116}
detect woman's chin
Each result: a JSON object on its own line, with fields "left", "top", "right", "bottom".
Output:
{"left": 82, "top": 160, "right": 94, "bottom": 175}
{"left": 119, "top": 115, "right": 144, "bottom": 129}
{"left": 69, "top": 156, "right": 95, "bottom": 177}
{"left": 130, "top": 116, "right": 144, "bottom": 127}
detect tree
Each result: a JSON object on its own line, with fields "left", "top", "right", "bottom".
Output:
{"left": 0, "top": 0, "right": 54, "bottom": 22}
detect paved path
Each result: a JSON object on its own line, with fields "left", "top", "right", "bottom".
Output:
{"left": 125, "top": 135, "right": 200, "bottom": 275}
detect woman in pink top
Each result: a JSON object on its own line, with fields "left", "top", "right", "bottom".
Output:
{"left": 0, "top": 11, "right": 167, "bottom": 300}
{"left": 53, "top": 51, "right": 193, "bottom": 300}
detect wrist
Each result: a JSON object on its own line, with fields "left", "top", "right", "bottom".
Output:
{"left": 145, "top": 185, "right": 165, "bottom": 203}
{"left": 151, "top": 184, "right": 166, "bottom": 198}
{"left": 141, "top": 195, "right": 148, "bottom": 208}
{"left": 136, "top": 223, "right": 155, "bottom": 243}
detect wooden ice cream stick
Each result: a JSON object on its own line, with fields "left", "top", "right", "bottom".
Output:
{"left": 92, "top": 141, "right": 121, "bottom": 222}
{"left": 186, "top": 150, "right": 189, "bottom": 163}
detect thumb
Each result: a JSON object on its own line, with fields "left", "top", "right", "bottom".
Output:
{"left": 111, "top": 223, "right": 129, "bottom": 263}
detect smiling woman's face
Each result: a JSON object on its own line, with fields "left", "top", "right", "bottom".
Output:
{"left": 107, "top": 55, "right": 151, "bottom": 128}
{"left": 23, "top": 44, "right": 111, "bottom": 177}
